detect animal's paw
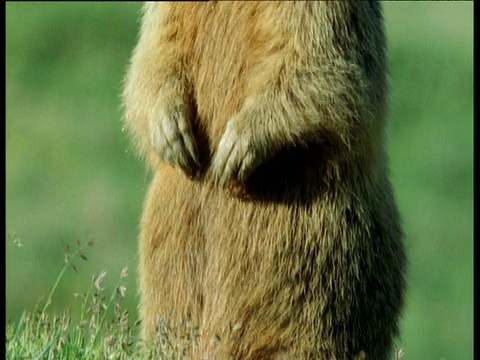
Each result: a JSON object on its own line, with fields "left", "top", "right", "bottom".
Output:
{"left": 211, "top": 117, "right": 264, "bottom": 187}
{"left": 150, "top": 103, "right": 200, "bottom": 176}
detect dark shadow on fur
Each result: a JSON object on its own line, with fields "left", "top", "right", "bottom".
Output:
{"left": 242, "top": 142, "right": 336, "bottom": 206}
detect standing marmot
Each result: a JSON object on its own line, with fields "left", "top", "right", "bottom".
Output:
{"left": 123, "top": 2, "right": 406, "bottom": 359}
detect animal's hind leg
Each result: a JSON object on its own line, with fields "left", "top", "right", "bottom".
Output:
{"left": 138, "top": 168, "right": 205, "bottom": 342}
{"left": 197, "top": 193, "right": 303, "bottom": 360}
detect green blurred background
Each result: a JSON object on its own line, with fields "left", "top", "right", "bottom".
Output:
{"left": 6, "top": 2, "right": 473, "bottom": 359}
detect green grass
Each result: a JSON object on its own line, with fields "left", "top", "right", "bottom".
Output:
{"left": 6, "top": 241, "right": 202, "bottom": 359}
{"left": 6, "top": 2, "right": 473, "bottom": 359}
{"left": 6, "top": 240, "right": 136, "bottom": 359}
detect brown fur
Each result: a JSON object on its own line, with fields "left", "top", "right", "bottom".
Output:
{"left": 123, "top": 2, "right": 406, "bottom": 359}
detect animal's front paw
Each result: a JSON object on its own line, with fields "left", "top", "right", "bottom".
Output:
{"left": 150, "top": 103, "right": 200, "bottom": 177}
{"left": 211, "top": 118, "right": 263, "bottom": 187}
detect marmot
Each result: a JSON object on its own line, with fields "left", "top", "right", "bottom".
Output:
{"left": 123, "top": 2, "right": 406, "bottom": 359}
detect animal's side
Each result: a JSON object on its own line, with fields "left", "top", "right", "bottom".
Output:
{"left": 123, "top": 1, "right": 406, "bottom": 359}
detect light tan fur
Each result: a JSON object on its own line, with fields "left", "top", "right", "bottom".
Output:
{"left": 123, "top": 2, "right": 406, "bottom": 359}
